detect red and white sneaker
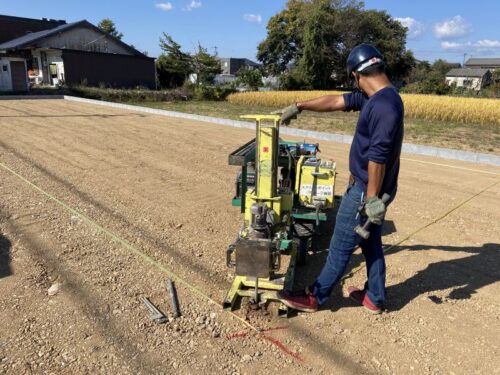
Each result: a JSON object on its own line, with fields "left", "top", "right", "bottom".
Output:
{"left": 277, "top": 289, "right": 318, "bottom": 313}
{"left": 347, "top": 286, "right": 382, "bottom": 315}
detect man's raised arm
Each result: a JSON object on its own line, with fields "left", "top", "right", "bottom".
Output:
{"left": 273, "top": 94, "right": 346, "bottom": 125}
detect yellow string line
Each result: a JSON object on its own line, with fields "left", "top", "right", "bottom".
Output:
{"left": 401, "top": 157, "right": 500, "bottom": 176}
{"left": 2, "top": 159, "right": 498, "bottom": 334}
{"left": 342, "top": 178, "right": 500, "bottom": 281}
{"left": 0, "top": 161, "right": 261, "bottom": 334}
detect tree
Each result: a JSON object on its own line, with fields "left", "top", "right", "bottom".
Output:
{"left": 407, "top": 60, "right": 431, "bottom": 84}
{"left": 295, "top": 0, "right": 339, "bottom": 89}
{"left": 402, "top": 59, "right": 454, "bottom": 95}
{"left": 191, "top": 44, "right": 222, "bottom": 85}
{"left": 236, "top": 66, "right": 263, "bottom": 90}
{"left": 97, "top": 18, "right": 123, "bottom": 40}
{"left": 257, "top": 0, "right": 311, "bottom": 76}
{"left": 491, "top": 69, "right": 500, "bottom": 97}
{"left": 156, "top": 33, "right": 192, "bottom": 88}
{"left": 257, "top": 0, "right": 415, "bottom": 89}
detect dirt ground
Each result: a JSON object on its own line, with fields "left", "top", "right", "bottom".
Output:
{"left": 0, "top": 99, "right": 498, "bottom": 375}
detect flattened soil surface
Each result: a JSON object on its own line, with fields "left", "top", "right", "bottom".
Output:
{"left": 0, "top": 99, "right": 499, "bottom": 374}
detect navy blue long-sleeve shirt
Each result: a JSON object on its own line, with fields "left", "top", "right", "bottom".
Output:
{"left": 343, "top": 87, "right": 404, "bottom": 200}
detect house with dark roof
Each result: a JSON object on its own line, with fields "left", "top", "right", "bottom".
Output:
{"left": 464, "top": 58, "right": 500, "bottom": 71}
{"left": 445, "top": 68, "right": 492, "bottom": 90}
{"left": 214, "top": 57, "right": 261, "bottom": 84}
{"left": 0, "top": 15, "right": 155, "bottom": 91}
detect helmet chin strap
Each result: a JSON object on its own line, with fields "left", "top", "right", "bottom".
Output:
{"left": 353, "top": 72, "right": 365, "bottom": 94}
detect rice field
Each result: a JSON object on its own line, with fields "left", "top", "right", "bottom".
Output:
{"left": 227, "top": 91, "right": 500, "bottom": 125}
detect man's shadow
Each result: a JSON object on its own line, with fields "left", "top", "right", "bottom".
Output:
{"left": 0, "top": 233, "right": 12, "bottom": 278}
{"left": 384, "top": 242, "right": 499, "bottom": 311}
{"left": 294, "top": 195, "right": 499, "bottom": 312}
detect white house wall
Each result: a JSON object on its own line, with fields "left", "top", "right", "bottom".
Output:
{"left": 36, "top": 26, "right": 132, "bottom": 55}
{"left": 0, "top": 56, "right": 27, "bottom": 91}
{"left": 446, "top": 76, "right": 482, "bottom": 90}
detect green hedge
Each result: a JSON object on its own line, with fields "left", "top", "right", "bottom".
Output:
{"left": 69, "top": 86, "right": 192, "bottom": 102}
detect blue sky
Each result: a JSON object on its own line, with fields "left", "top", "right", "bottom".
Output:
{"left": 1, "top": 1, "right": 499, "bottom": 63}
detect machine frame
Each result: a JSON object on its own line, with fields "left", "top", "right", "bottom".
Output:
{"left": 223, "top": 115, "right": 336, "bottom": 316}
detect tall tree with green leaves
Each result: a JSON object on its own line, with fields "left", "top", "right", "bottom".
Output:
{"left": 191, "top": 43, "right": 222, "bottom": 85}
{"left": 296, "top": 0, "right": 339, "bottom": 89}
{"left": 97, "top": 18, "right": 123, "bottom": 40}
{"left": 156, "top": 33, "right": 192, "bottom": 88}
{"left": 236, "top": 66, "right": 263, "bottom": 90}
{"left": 257, "top": 0, "right": 415, "bottom": 89}
{"left": 257, "top": 0, "right": 311, "bottom": 76}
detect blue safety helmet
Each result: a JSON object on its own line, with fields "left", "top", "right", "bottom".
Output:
{"left": 346, "top": 44, "right": 384, "bottom": 77}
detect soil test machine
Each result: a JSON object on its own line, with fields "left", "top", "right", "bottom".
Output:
{"left": 224, "top": 115, "right": 337, "bottom": 316}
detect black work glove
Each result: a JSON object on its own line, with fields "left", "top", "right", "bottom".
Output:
{"left": 272, "top": 103, "right": 301, "bottom": 125}
{"left": 364, "top": 196, "right": 386, "bottom": 225}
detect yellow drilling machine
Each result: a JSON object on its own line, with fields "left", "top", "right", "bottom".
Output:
{"left": 224, "top": 115, "right": 337, "bottom": 316}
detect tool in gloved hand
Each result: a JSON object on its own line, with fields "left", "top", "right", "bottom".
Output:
{"left": 141, "top": 297, "right": 168, "bottom": 324}
{"left": 364, "top": 195, "right": 388, "bottom": 225}
{"left": 272, "top": 103, "right": 301, "bottom": 125}
{"left": 354, "top": 193, "right": 391, "bottom": 240}
{"left": 166, "top": 278, "right": 181, "bottom": 318}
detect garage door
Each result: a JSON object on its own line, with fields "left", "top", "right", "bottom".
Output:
{"left": 10, "top": 61, "right": 28, "bottom": 92}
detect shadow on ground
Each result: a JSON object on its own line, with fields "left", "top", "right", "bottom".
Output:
{"left": 384, "top": 242, "right": 500, "bottom": 311}
{"left": 294, "top": 194, "right": 499, "bottom": 313}
{"left": 0, "top": 232, "right": 12, "bottom": 278}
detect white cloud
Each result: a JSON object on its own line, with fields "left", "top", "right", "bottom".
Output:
{"left": 441, "top": 39, "right": 500, "bottom": 52}
{"left": 475, "top": 39, "right": 500, "bottom": 48}
{"left": 155, "top": 2, "right": 173, "bottom": 11}
{"left": 441, "top": 41, "right": 466, "bottom": 49}
{"left": 434, "top": 16, "right": 471, "bottom": 39}
{"left": 395, "top": 17, "right": 425, "bottom": 39}
{"left": 243, "top": 14, "right": 262, "bottom": 24}
{"left": 183, "top": 0, "right": 202, "bottom": 11}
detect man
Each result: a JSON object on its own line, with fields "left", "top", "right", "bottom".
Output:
{"left": 276, "top": 44, "right": 404, "bottom": 314}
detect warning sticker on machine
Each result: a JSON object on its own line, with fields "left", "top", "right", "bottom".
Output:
{"left": 300, "top": 184, "right": 333, "bottom": 197}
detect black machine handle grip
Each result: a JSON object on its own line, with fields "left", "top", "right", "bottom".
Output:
{"left": 354, "top": 193, "right": 391, "bottom": 240}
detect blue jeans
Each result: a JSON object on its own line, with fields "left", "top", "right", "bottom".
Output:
{"left": 310, "top": 183, "right": 386, "bottom": 306}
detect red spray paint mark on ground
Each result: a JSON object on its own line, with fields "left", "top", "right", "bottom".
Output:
{"left": 225, "top": 325, "right": 304, "bottom": 363}
{"left": 260, "top": 334, "right": 304, "bottom": 363}
{"left": 226, "top": 330, "right": 251, "bottom": 340}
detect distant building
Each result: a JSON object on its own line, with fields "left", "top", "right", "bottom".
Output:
{"left": 214, "top": 58, "right": 261, "bottom": 85}
{"left": 219, "top": 58, "right": 260, "bottom": 75}
{"left": 0, "top": 15, "right": 155, "bottom": 92}
{"left": 464, "top": 58, "right": 500, "bottom": 71}
{"left": 445, "top": 68, "right": 491, "bottom": 90}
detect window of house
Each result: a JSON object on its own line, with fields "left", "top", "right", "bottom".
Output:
{"left": 463, "top": 79, "right": 473, "bottom": 87}
{"left": 49, "top": 64, "right": 58, "bottom": 77}
{"left": 2, "top": 65, "right": 7, "bottom": 72}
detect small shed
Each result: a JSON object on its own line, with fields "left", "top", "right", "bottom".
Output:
{"left": 445, "top": 68, "right": 491, "bottom": 91}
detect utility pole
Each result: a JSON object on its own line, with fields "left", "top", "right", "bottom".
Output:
{"left": 462, "top": 53, "right": 468, "bottom": 67}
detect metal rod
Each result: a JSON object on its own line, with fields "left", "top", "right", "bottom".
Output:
{"left": 166, "top": 278, "right": 181, "bottom": 318}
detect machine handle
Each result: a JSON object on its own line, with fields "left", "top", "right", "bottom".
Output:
{"left": 310, "top": 172, "right": 330, "bottom": 178}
